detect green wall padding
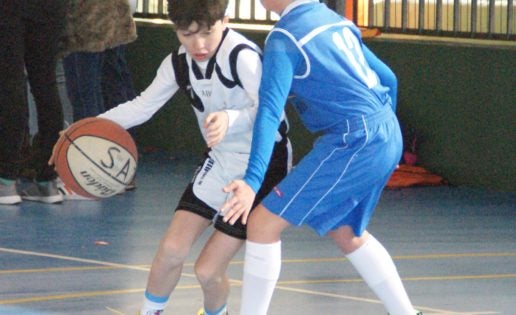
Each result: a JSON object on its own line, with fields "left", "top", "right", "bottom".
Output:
{"left": 127, "top": 23, "right": 516, "bottom": 192}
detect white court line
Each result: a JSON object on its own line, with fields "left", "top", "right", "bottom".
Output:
{"left": 0, "top": 247, "right": 501, "bottom": 314}
{"left": 274, "top": 285, "right": 499, "bottom": 315}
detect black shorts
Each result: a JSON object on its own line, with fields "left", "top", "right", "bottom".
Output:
{"left": 176, "top": 138, "right": 291, "bottom": 239}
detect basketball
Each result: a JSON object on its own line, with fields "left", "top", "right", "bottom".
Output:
{"left": 53, "top": 117, "right": 138, "bottom": 199}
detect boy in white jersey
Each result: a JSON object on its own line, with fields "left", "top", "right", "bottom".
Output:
{"left": 222, "top": 0, "right": 421, "bottom": 315}
{"left": 91, "top": 0, "right": 290, "bottom": 314}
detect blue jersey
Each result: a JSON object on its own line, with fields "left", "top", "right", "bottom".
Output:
{"left": 244, "top": 0, "right": 395, "bottom": 192}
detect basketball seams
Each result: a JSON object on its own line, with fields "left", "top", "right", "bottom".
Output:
{"left": 68, "top": 137, "right": 136, "bottom": 186}
{"left": 65, "top": 119, "right": 138, "bottom": 161}
{"left": 54, "top": 117, "right": 138, "bottom": 198}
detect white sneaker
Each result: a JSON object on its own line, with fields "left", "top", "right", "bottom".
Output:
{"left": 56, "top": 178, "right": 95, "bottom": 201}
{"left": 0, "top": 181, "right": 22, "bottom": 205}
{"left": 21, "top": 179, "right": 63, "bottom": 204}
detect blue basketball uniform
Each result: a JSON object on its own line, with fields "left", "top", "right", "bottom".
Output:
{"left": 244, "top": 0, "right": 402, "bottom": 236}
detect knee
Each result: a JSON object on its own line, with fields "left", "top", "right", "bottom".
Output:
{"left": 155, "top": 237, "right": 189, "bottom": 267}
{"left": 194, "top": 260, "right": 224, "bottom": 289}
{"left": 330, "top": 227, "right": 370, "bottom": 254}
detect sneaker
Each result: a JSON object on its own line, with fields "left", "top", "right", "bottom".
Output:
{"left": 56, "top": 179, "right": 94, "bottom": 201}
{"left": 138, "top": 311, "right": 163, "bottom": 315}
{"left": 197, "top": 307, "right": 229, "bottom": 315}
{"left": 388, "top": 311, "right": 422, "bottom": 315}
{"left": 21, "top": 179, "right": 63, "bottom": 204}
{"left": 0, "top": 181, "right": 22, "bottom": 205}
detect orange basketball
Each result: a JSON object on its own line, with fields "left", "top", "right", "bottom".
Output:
{"left": 53, "top": 117, "right": 138, "bottom": 199}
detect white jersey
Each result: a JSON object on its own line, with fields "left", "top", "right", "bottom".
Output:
{"left": 100, "top": 28, "right": 266, "bottom": 156}
{"left": 99, "top": 28, "right": 290, "bottom": 210}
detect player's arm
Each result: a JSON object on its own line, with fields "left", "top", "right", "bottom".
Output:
{"left": 222, "top": 31, "right": 299, "bottom": 225}
{"left": 362, "top": 44, "right": 398, "bottom": 111}
{"left": 99, "top": 54, "right": 180, "bottom": 128}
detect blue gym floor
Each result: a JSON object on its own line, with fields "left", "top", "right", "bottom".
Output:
{"left": 0, "top": 152, "right": 515, "bottom": 315}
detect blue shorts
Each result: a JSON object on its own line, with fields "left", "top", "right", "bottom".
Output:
{"left": 262, "top": 106, "right": 402, "bottom": 237}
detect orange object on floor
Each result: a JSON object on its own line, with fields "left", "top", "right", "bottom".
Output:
{"left": 386, "top": 164, "right": 446, "bottom": 189}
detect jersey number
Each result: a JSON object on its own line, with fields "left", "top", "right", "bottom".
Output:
{"left": 332, "top": 28, "right": 378, "bottom": 88}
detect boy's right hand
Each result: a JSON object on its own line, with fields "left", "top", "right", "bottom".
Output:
{"left": 204, "top": 111, "right": 229, "bottom": 148}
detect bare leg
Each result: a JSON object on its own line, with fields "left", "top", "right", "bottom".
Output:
{"left": 195, "top": 231, "right": 244, "bottom": 311}
{"left": 146, "top": 210, "right": 210, "bottom": 296}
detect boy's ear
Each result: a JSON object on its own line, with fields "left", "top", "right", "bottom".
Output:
{"left": 222, "top": 15, "right": 230, "bottom": 25}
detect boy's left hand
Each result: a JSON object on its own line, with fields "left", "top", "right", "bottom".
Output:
{"left": 204, "top": 111, "right": 229, "bottom": 147}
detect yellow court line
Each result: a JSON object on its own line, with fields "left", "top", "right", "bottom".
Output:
{"left": 1, "top": 246, "right": 514, "bottom": 276}
{"left": 277, "top": 252, "right": 516, "bottom": 264}
{"left": 0, "top": 273, "right": 506, "bottom": 314}
{"left": 273, "top": 285, "right": 500, "bottom": 315}
{"left": 277, "top": 273, "right": 516, "bottom": 285}
{"left": 0, "top": 266, "right": 127, "bottom": 274}
{"left": 105, "top": 306, "right": 125, "bottom": 315}
{"left": 0, "top": 284, "right": 200, "bottom": 305}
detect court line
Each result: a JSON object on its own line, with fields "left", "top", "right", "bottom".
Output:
{"left": 0, "top": 246, "right": 509, "bottom": 314}
{"left": 1, "top": 246, "right": 514, "bottom": 270}
{"left": 273, "top": 285, "right": 500, "bottom": 315}
{"left": 105, "top": 306, "right": 125, "bottom": 315}
{"left": 0, "top": 281, "right": 500, "bottom": 315}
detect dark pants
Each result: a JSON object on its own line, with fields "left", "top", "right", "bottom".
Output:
{"left": 0, "top": 0, "right": 67, "bottom": 181}
{"left": 102, "top": 45, "right": 136, "bottom": 111}
{"left": 63, "top": 44, "right": 137, "bottom": 137}
{"left": 63, "top": 51, "right": 106, "bottom": 122}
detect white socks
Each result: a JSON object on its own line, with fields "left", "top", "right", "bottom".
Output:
{"left": 346, "top": 235, "right": 415, "bottom": 315}
{"left": 239, "top": 240, "right": 282, "bottom": 315}
{"left": 140, "top": 290, "right": 168, "bottom": 315}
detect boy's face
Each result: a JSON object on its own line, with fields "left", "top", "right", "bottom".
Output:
{"left": 261, "top": 0, "right": 291, "bottom": 14}
{"left": 176, "top": 17, "right": 228, "bottom": 62}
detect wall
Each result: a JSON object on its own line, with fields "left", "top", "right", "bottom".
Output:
{"left": 126, "top": 23, "right": 515, "bottom": 192}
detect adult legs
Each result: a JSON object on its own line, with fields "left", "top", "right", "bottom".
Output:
{"left": 62, "top": 51, "right": 105, "bottom": 122}
{"left": 0, "top": 2, "right": 28, "bottom": 180}
{"left": 101, "top": 45, "right": 136, "bottom": 110}
{"left": 24, "top": 6, "right": 65, "bottom": 181}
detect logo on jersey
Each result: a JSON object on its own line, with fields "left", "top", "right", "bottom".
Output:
{"left": 197, "top": 158, "right": 214, "bottom": 186}
{"left": 273, "top": 186, "right": 284, "bottom": 198}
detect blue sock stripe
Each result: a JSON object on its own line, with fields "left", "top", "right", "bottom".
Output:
{"left": 144, "top": 290, "right": 169, "bottom": 303}
{"left": 205, "top": 303, "right": 227, "bottom": 315}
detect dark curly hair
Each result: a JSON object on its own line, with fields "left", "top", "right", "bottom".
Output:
{"left": 168, "top": 0, "right": 229, "bottom": 30}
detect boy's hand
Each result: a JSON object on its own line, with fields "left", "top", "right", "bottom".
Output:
{"left": 204, "top": 111, "right": 229, "bottom": 148}
{"left": 221, "top": 179, "right": 256, "bottom": 225}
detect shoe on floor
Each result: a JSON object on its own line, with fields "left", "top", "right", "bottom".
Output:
{"left": 138, "top": 310, "right": 163, "bottom": 315}
{"left": 197, "top": 307, "right": 228, "bottom": 315}
{"left": 0, "top": 181, "right": 22, "bottom": 205}
{"left": 56, "top": 178, "right": 95, "bottom": 201}
{"left": 21, "top": 179, "right": 63, "bottom": 204}
{"left": 388, "top": 311, "right": 423, "bottom": 315}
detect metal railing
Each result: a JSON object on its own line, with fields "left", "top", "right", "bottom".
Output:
{"left": 135, "top": 0, "right": 515, "bottom": 40}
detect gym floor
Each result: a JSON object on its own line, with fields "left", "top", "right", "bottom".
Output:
{"left": 0, "top": 152, "right": 514, "bottom": 315}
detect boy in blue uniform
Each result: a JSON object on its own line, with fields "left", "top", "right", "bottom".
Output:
{"left": 222, "top": 0, "right": 421, "bottom": 314}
